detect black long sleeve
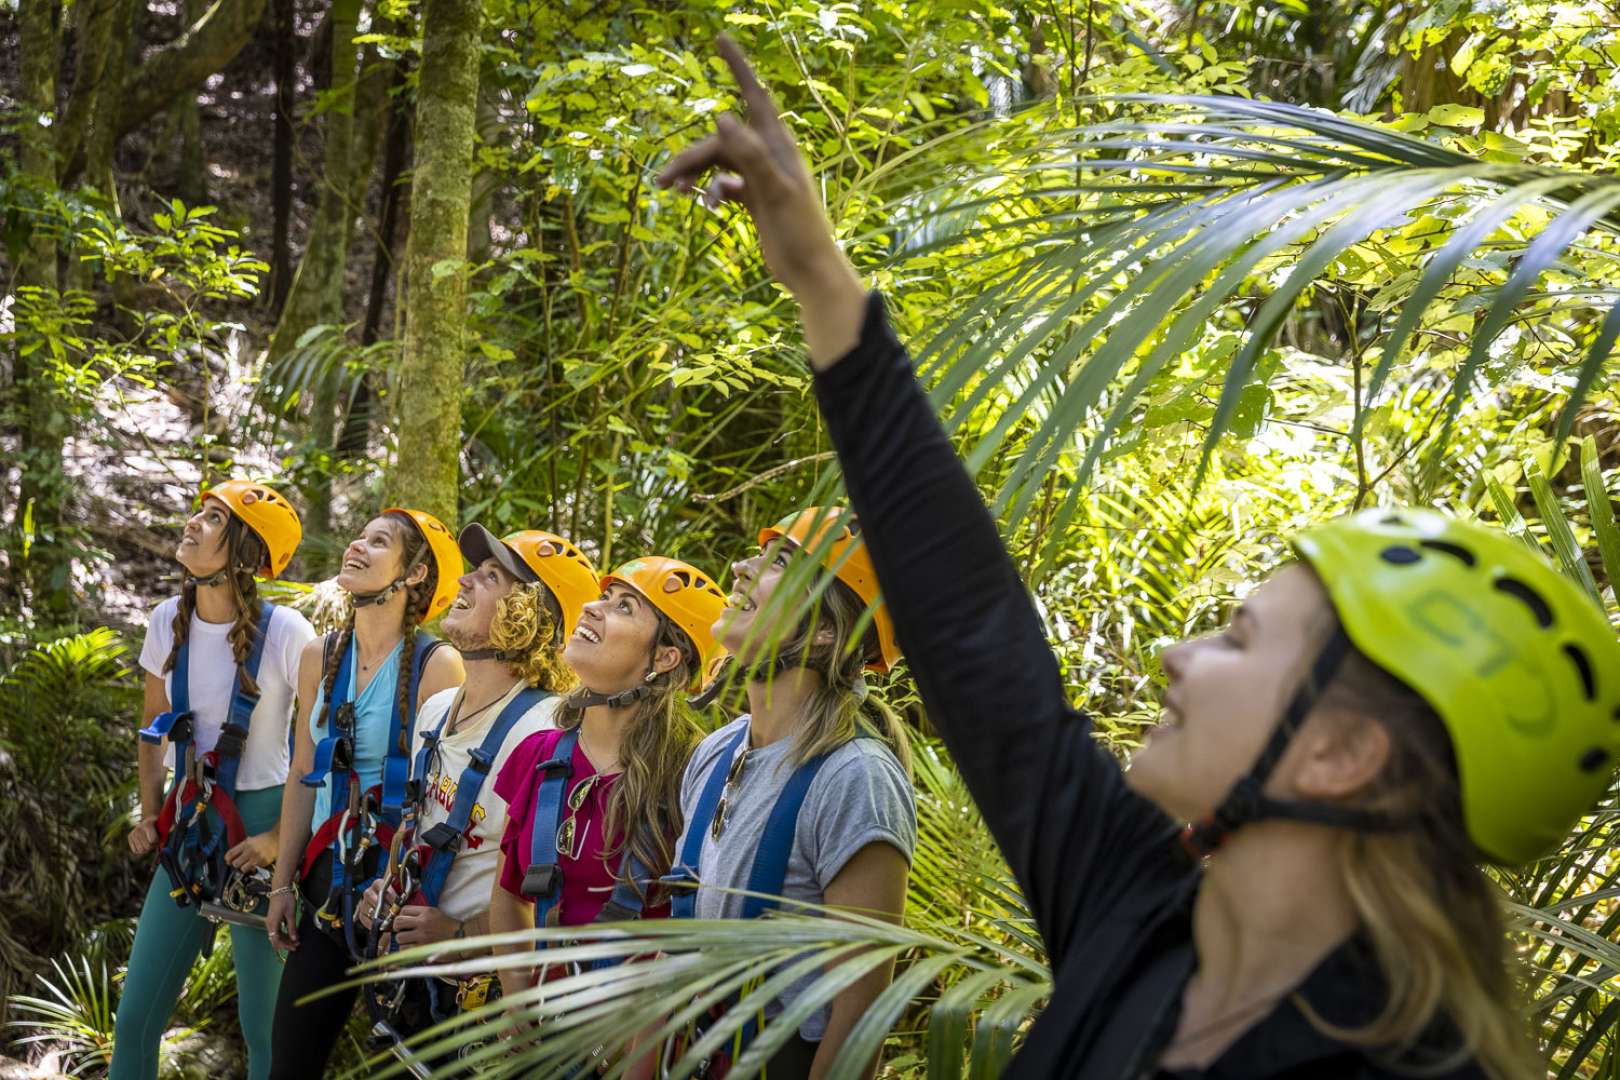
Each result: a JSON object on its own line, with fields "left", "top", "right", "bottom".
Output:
{"left": 809, "top": 293, "right": 1493, "bottom": 1080}
{"left": 812, "top": 292, "right": 1186, "bottom": 965}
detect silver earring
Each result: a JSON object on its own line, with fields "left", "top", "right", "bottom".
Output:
{"left": 644, "top": 670, "right": 657, "bottom": 683}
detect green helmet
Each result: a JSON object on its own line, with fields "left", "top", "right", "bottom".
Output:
{"left": 1292, "top": 507, "right": 1620, "bottom": 865}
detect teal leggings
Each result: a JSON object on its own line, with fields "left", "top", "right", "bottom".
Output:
{"left": 110, "top": 785, "right": 284, "bottom": 1080}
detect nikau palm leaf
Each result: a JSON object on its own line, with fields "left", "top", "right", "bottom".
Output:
{"left": 882, "top": 95, "right": 1620, "bottom": 565}
{"left": 344, "top": 906, "right": 1049, "bottom": 1080}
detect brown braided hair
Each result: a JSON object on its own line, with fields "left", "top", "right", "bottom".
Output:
{"left": 165, "top": 516, "right": 271, "bottom": 696}
{"left": 389, "top": 513, "right": 437, "bottom": 754}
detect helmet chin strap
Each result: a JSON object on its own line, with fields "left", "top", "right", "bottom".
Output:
{"left": 459, "top": 648, "right": 516, "bottom": 663}
{"left": 351, "top": 549, "right": 428, "bottom": 610}
{"left": 577, "top": 669, "right": 661, "bottom": 710}
{"left": 186, "top": 568, "right": 232, "bottom": 588}
{"left": 1179, "top": 627, "right": 1408, "bottom": 859}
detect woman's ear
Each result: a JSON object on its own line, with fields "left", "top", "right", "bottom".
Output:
{"left": 405, "top": 560, "right": 431, "bottom": 587}
{"left": 650, "top": 642, "right": 684, "bottom": 677}
{"left": 1291, "top": 712, "right": 1392, "bottom": 801}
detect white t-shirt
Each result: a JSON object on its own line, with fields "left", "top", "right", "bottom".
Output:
{"left": 410, "top": 684, "right": 562, "bottom": 922}
{"left": 139, "top": 597, "right": 316, "bottom": 791}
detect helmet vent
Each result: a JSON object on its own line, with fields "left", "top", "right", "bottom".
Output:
{"left": 1379, "top": 545, "right": 1421, "bottom": 566}
{"left": 1579, "top": 747, "right": 1609, "bottom": 773}
{"left": 1564, "top": 644, "right": 1597, "bottom": 701}
{"left": 1494, "top": 578, "right": 1554, "bottom": 628}
{"left": 1418, "top": 539, "right": 1476, "bottom": 566}
{"left": 1380, "top": 513, "right": 1407, "bottom": 526}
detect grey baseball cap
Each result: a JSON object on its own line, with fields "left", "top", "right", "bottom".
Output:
{"left": 457, "top": 523, "right": 539, "bottom": 584}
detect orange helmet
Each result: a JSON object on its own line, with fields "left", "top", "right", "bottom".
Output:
{"left": 383, "top": 507, "right": 462, "bottom": 620}
{"left": 202, "top": 479, "right": 303, "bottom": 578}
{"left": 760, "top": 507, "right": 900, "bottom": 673}
{"left": 599, "top": 556, "right": 728, "bottom": 689}
{"left": 459, "top": 524, "right": 598, "bottom": 638}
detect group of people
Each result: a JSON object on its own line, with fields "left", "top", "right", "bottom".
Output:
{"left": 113, "top": 485, "right": 913, "bottom": 1080}
{"left": 107, "top": 35, "right": 1620, "bottom": 1080}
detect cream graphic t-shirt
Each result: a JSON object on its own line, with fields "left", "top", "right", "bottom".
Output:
{"left": 409, "top": 684, "right": 562, "bottom": 922}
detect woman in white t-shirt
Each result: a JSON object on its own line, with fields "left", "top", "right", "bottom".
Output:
{"left": 356, "top": 524, "right": 599, "bottom": 1045}
{"left": 111, "top": 480, "right": 315, "bottom": 1080}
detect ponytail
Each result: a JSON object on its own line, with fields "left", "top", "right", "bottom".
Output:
{"left": 780, "top": 577, "right": 912, "bottom": 775}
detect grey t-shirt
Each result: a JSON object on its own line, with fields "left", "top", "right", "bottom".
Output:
{"left": 675, "top": 714, "right": 917, "bottom": 1041}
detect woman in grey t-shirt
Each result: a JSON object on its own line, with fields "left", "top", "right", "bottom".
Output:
{"left": 670, "top": 507, "right": 916, "bottom": 1080}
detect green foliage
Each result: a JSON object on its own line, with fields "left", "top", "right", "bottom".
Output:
{"left": 7, "top": 0, "right": 1620, "bottom": 1074}
{"left": 0, "top": 629, "right": 143, "bottom": 1014}
{"left": 6, "top": 955, "right": 119, "bottom": 1076}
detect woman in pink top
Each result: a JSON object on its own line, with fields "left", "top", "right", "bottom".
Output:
{"left": 489, "top": 554, "right": 728, "bottom": 993}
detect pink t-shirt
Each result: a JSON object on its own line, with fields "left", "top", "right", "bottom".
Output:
{"left": 494, "top": 728, "right": 671, "bottom": 925}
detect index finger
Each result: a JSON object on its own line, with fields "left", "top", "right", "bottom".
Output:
{"left": 716, "top": 35, "right": 782, "bottom": 129}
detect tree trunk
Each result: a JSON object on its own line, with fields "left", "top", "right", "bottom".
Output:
{"left": 465, "top": 81, "right": 498, "bottom": 264}
{"left": 268, "top": 0, "right": 295, "bottom": 313}
{"left": 266, "top": 0, "right": 361, "bottom": 545}
{"left": 338, "top": 55, "right": 413, "bottom": 459}
{"left": 56, "top": 0, "right": 122, "bottom": 193}
{"left": 112, "top": 0, "right": 270, "bottom": 140}
{"left": 173, "top": 0, "right": 210, "bottom": 206}
{"left": 14, "top": 0, "right": 74, "bottom": 620}
{"left": 385, "top": 0, "right": 480, "bottom": 522}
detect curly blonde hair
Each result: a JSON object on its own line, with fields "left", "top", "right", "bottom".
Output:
{"left": 488, "top": 582, "right": 578, "bottom": 693}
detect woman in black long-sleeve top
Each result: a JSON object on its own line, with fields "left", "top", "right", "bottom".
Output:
{"left": 657, "top": 39, "right": 1620, "bottom": 1080}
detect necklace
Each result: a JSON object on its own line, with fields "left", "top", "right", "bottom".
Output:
{"left": 575, "top": 726, "right": 621, "bottom": 776}
{"left": 447, "top": 688, "right": 505, "bottom": 736}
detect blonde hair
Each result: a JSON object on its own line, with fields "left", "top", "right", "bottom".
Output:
{"left": 1308, "top": 646, "right": 1537, "bottom": 1080}
{"left": 488, "top": 581, "right": 578, "bottom": 693}
{"left": 558, "top": 614, "right": 702, "bottom": 903}
{"left": 771, "top": 577, "right": 912, "bottom": 776}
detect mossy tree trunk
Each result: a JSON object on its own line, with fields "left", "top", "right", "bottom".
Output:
{"left": 385, "top": 0, "right": 480, "bottom": 523}
{"left": 14, "top": 0, "right": 75, "bottom": 620}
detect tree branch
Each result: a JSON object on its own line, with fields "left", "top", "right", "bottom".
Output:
{"left": 113, "top": 0, "right": 270, "bottom": 140}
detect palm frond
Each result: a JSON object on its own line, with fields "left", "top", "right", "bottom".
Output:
{"left": 345, "top": 906, "right": 1050, "bottom": 1080}
{"left": 882, "top": 97, "right": 1620, "bottom": 563}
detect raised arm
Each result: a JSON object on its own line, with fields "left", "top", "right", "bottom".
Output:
{"left": 658, "top": 38, "right": 1181, "bottom": 957}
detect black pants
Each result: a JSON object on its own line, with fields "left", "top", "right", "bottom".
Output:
{"left": 760, "top": 1033, "right": 818, "bottom": 1079}
{"left": 269, "top": 852, "right": 372, "bottom": 1078}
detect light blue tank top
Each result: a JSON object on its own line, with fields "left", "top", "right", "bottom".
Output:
{"left": 308, "top": 638, "right": 404, "bottom": 829}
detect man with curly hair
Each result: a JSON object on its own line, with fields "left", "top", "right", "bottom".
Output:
{"left": 357, "top": 524, "right": 600, "bottom": 1044}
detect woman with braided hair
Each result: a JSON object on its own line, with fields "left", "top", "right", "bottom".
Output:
{"left": 113, "top": 480, "right": 313, "bottom": 1080}
{"left": 265, "top": 508, "right": 463, "bottom": 1078}
{"left": 487, "top": 556, "right": 726, "bottom": 1010}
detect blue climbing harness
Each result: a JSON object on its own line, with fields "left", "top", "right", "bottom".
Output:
{"left": 415, "top": 685, "right": 551, "bottom": 907}
{"left": 140, "top": 602, "right": 275, "bottom": 916}
{"left": 667, "top": 723, "right": 845, "bottom": 919}
{"left": 520, "top": 730, "right": 659, "bottom": 933}
{"left": 361, "top": 685, "right": 552, "bottom": 1039}
{"left": 661, "top": 721, "right": 860, "bottom": 1070}
{"left": 300, "top": 629, "right": 441, "bottom": 957}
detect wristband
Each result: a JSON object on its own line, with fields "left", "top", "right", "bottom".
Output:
{"left": 269, "top": 885, "right": 297, "bottom": 898}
